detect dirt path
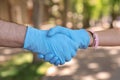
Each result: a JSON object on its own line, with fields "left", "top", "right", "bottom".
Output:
{"left": 43, "top": 47, "right": 120, "bottom": 80}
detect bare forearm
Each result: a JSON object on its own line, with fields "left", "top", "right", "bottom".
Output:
{"left": 94, "top": 29, "right": 120, "bottom": 46}
{"left": 0, "top": 20, "right": 26, "bottom": 48}
{"left": 95, "top": 29, "right": 120, "bottom": 46}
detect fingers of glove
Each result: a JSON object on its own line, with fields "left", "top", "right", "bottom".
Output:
{"left": 56, "top": 43, "right": 71, "bottom": 62}
{"left": 60, "top": 59, "right": 65, "bottom": 65}
{"left": 38, "top": 54, "right": 44, "bottom": 59}
{"left": 68, "top": 41, "right": 78, "bottom": 58}
{"left": 48, "top": 37, "right": 66, "bottom": 65}
{"left": 71, "top": 49, "right": 77, "bottom": 58}
{"left": 47, "top": 26, "right": 70, "bottom": 37}
{"left": 54, "top": 60, "right": 60, "bottom": 66}
{"left": 65, "top": 50, "right": 76, "bottom": 62}
{"left": 65, "top": 49, "right": 76, "bottom": 62}
{"left": 55, "top": 36, "right": 74, "bottom": 64}
{"left": 44, "top": 53, "right": 54, "bottom": 62}
{"left": 61, "top": 41, "right": 72, "bottom": 62}
{"left": 64, "top": 52, "right": 72, "bottom": 62}
{"left": 61, "top": 42, "right": 71, "bottom": 62}
{"left": 60, "top": 37, "right": 77, "bottom": 62}
{"left": 49, "top": 56, "right": 59, "bottom": 64}
{"left": 65, "top": 57, "right": 71, "bottom": 62}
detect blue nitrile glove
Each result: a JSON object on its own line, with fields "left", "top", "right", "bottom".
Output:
{"left": 47, "top": 26, "right": 90, "bottom": 49}
{"left": 23, "top": 26, "right": 79, "bottom": 66}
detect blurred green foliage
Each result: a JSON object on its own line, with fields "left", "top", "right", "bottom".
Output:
{"left": 0, "top": 52, "right": 51, "bottom": 80}
{"left": 71, "top": 0, "right": 120, "bottom": 20}
{"left": 60, "top": 0, "right": 119, "bottom": 28}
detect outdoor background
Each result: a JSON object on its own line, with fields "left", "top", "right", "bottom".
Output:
{"left": 0, "top": 0, "right": 120, "bottom": 80}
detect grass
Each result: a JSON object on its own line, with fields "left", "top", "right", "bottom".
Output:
{"left": 0, "top": 52, "right": 52, "bottom": 80}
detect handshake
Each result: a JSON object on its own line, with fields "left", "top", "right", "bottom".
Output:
{"left": 23, "top": 26, "right": 90, "bottom": 66}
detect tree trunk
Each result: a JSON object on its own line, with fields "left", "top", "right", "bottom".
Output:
{"left": 0, "top": 0, "right": 10, "bottom": 21}
{"left": 33, "top": 0, "right": 45, "bottom": 28}
{"left": 62, "top": 0, "right": 69, "bottom": 27}
{"left": 32, "top": 0, "right": 50, "bottom": 63}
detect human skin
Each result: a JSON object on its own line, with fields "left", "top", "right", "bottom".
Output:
{"left": 96, "top": 29, "right": 120, "bottom": 46}
{"left": 0, "top": 20, "right": 26, "bottom": 48}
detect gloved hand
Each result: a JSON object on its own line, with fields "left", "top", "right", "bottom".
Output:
{"left": 23, "top": 26, "right": 79, "bottom": 66}
{"left": 47, "top": 26, "right": 90, "bottom": 49}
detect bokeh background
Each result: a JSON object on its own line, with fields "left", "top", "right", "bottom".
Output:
{"left": 0, "top": 0, "right": 120, "bottom": 80}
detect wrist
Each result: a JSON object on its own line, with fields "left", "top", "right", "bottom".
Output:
{"left": 17, "top": 26, "right": 27, "bottom": 47}
{"left": 88, "top": 31, "right": 94, "bottom": 47}
{"left": 23, "top": 26, "right": 38, "bottom": 49}
{"left": 88, "top": 30, "right": 99, "bottom": 48}
{"left": 23, "top": 26, "right": 46, "bottom": 52}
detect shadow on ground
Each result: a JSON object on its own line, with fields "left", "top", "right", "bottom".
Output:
{"left": 43, "top": 47, "right": 120, "bottom": 80}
